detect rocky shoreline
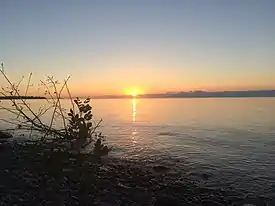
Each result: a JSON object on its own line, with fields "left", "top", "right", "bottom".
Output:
{"left": 0, "top": 140, "right": 271, "bottom": 206}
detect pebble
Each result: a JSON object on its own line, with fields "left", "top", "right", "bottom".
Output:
{"left": 152, "top": 165, "right": 170, "bottom": 173}
{"left": 0, "top": 131, "right": 13, "bottom": 139}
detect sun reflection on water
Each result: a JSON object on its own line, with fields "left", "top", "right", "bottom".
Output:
{"left": 131, "top": 98, "right": 138, "bottom": 143}
{"left": 132, "top": 98, "right": 137, "bottom": 122}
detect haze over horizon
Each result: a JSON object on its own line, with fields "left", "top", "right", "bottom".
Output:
{"left": 1, "top": 1, "right": 275, "bottom": 96}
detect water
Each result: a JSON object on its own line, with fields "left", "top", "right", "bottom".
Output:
{"left": 1, "top": 98, "right": 275, "bottom": 197}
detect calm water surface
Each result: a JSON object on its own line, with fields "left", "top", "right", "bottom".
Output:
{"left": 1, "top": 98, "right": 275, "bottom": 197}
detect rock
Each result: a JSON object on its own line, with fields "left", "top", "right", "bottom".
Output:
{"left": 201, "top": 200, "right": 225, "bottom": 206}
{"left": 117, "top": 182, "right": 130, "bottom": 189}
{"left": 0, "top": 131, "right": 13, "bottom": 139}
{"left": 99, "top": 165, "right": 111, "bottom": 172}
{"left": 188, "top": 172, "right": 212, "bottom": 182}
{"left": 155, "top": 194, "right": 182, "bottom": 206}
{"left": 63, "top": 176, "right": 69, "bottom": 182}
{"left": 201, "top": 173, "right": 211, "bottom": 180}
{"left": 97, "top": 202, "right": 120, "bottom": 206}
{"left": 62, "top": 168, "right": 73, "bottom": 173}
{"left": 71, "top": 195, "right": 79, "bottom": 200}
{"left": 152, "top": 165, "right": 170, "bottom": 173}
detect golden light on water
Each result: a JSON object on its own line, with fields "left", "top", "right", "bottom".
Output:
{"left": 131, "top": 98, "right": 138, "bottom": 144}
{"left": 132, "top": 98, "right": 137, "bottom": 122}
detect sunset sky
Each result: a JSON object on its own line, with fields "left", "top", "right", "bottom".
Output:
{"left": 1, "top": 1, "right": 275, "bottom": 96}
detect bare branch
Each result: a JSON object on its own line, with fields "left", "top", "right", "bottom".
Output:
{"left": 25, "top": 72, "right": 32, "bottom": 96}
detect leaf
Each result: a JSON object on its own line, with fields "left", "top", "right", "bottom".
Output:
{"left": 87, "top": 122, "right": 92, "bottom": 128}
{"left": 85, "top": 115, "right": 92, "bottom": 121}
{"left": 84, "top": 112, "right": 92, "bottom": 120}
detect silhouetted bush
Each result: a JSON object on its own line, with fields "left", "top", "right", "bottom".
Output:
{"left": 0, "top": 63, "right": 111, "bottom": 157}
{"left": 66, "top": 97, "right": 111, "bottom": 155}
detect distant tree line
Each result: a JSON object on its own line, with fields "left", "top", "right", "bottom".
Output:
{"left": 0, "top": 96, "right": 46, "bottom": 100}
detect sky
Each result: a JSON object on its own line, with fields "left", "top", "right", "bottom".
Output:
{"left": 1, "top": 0, "right": 275, "bottom": 96}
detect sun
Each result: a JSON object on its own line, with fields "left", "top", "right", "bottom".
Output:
{"left": 124, "top": 88, "right": 144, "bottom": 97}
{"left": 131, "top": 92, "right": 137, "bottom": 97}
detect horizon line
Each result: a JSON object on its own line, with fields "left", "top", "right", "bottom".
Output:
{"left": 74, "top": 89, "right": 275, "bottom": 99}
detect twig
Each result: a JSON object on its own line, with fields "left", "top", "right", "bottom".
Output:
{"left": 65, "top": 80, "right": 75, "bottom": 113}
{"left": 42, "top": 76, "right": 69, "bottom": 139}
{"left": 25, "top": 73, "right": 32, "bottom": 96}
{"left": 0, "top": 64, "right": 46, "bottom": 128}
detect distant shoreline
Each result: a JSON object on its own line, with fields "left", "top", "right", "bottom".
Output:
{"left": 90, "top": 96, "right": 275, "bottom": 100}
{"left": 0, "top": 96, "right": 46, "bottom": 100}
{"left": 90, "top": 90, "right": 275, "bottom": 99}
{"left": 1, "top": 90, "right": 275, "bottom": 100}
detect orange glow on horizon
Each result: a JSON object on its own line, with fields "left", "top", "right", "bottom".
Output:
{"left": 124, "top": 87, "right": 144, "bottom": 97}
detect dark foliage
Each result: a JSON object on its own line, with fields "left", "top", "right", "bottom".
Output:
{"left": 0, "top": 63, "right": 111, "bottom": 157}
{"left": 66, "top": 97, "right": 111, "bottom": 155}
